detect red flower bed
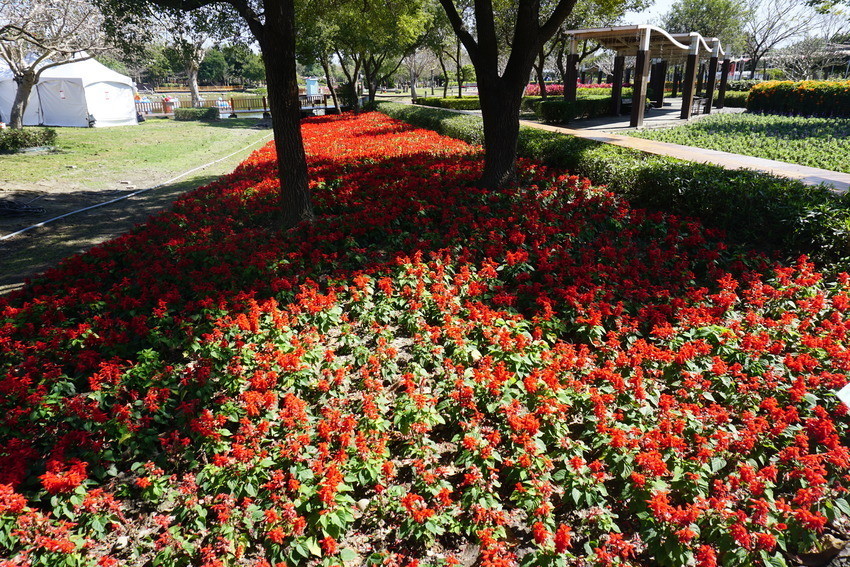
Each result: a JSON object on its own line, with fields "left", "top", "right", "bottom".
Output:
{"left": 1, "top": 112, "right": 850, "bottom": 566}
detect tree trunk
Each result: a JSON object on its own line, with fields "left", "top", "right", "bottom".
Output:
{"left": 320, "top": 53, "right": 340, "bottom": 114}
{"left": 478, "top": 75, "right": 524, "bottom": 188}
{"left": 456, "top": 40, "right": 463, "bottom": 97}
{"left": 187, "top": 60, "right": 202, "bottom": 107}
{"left": 535, "top": 49, "right": 547, "bottom": 100}
{"left": 556, "top": 47, "right": 566, "bottom": 89}
{"left": 9, "top": 70, "right": 37, "bottom": 129}
{"left": 337, "top": 53, "right": 362, "bottom": 112}
{"left": 261, "top": 0, "right": 313, "bottom": 228}
{"left": 438, "top": 54, "right": 449, "bottom": 98}
{"left": 410, "top": 69, "right": 418, "bottom": 102}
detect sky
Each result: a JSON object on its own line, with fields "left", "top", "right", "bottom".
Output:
{"left": 622, "top": 0, "right": 679, "bottom": 26}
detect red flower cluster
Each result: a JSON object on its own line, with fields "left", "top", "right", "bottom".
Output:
{"left": 0, "top": 112, "right": 849, "bottom": 566}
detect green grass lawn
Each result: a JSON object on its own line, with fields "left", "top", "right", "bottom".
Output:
{"left": 627, "top": 113, "right": 850, "bottom": 173}
{"left": 0, "top": 117, "right": 272, "bottom": 294}
{"left": 0, "top": 117, "right": 269, "bottom": 189}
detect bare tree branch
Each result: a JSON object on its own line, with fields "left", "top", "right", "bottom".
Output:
{"left": 437, "top": 0, "right": 479, "bottom": 65}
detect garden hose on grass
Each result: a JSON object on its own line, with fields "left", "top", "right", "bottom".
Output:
{"left": 0, "top": 131, "right": 274, "bottom": 241}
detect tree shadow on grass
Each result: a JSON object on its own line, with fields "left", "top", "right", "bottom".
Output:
{"left": 0, "top": 174, "right": 223, "bottom": 295}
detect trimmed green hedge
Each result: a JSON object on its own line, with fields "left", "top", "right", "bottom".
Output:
{"left": 721, "top": 91, "right": 749, "bottom": 108}
{"left": 726, "top": 79, "right": 763, "bottom": 92}
{"left": 417, "top": 90, "right": 635, "bottom": 118}
{"left": 537, "top": 96, "right": 611, "bottom": 124}
{"left": 174, "top": 107, "right": 221, "bottom": 121}
{"left": 747, "top": 80, "right": 850, "bottom": 117}
{"left": 376, "top": 101, "right": 850, "bottom": 269}
{"left": 0, "top": 127, "right": 57, "bottom": 153}
{"left": 415, "top": 97, "right": 482, "bottom": 110}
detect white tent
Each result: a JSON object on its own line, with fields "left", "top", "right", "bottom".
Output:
{"left": 0, "top": 56, "right": 137, "bottom": 128}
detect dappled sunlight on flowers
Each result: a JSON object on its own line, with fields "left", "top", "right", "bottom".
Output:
{"left": 0, "top": 112, "right": 849, "bottom": 566}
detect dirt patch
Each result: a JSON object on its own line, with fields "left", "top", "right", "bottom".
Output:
{"left": 0, "top": 127, "right": 273, "bottom": 295}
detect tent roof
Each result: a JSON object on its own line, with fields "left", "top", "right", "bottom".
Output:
{"left": 562, "top": 25, "right": 724, "bottom": 61}
{"left": 0, "top": 54, "right": 133, "bottom": 87}
{"left": 41, "top": 56, "right": 133, "bottom": 87}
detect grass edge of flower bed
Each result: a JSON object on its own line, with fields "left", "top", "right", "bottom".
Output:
{"left": 375, "top": 101, "right": 850, "bottom": 271}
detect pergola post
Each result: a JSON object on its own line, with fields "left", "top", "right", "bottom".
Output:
{"left": 625, "top": 68, "right": 632, "bottom": 84}
{"left": 630, "top": 27, "right": 651, "bottom": 128}
{"left": 680, "top": 35, "right": 699, "bottom": 119}
{"left": 610, "top": 54, "right": 625, "bottom": 115}
{"left": 672, "top": 66, "right": 680, "bottom": 97}
{"left": 696, "top": 63, "right": 705, "bottom": 96}
{"left": 703, "top": 41, "right": 721, "bottom": 114}
{"left": 653, "top": 60, "right": 668, "bottom": 108}
{"left": 564, "top": 38, "right": 579, "bottom": 102}
{"left": 648, "top": 62, "right": 659, "bottom": 105}
{"left": 715, "top": 58, "right": 730, "bottom": 108}
{"left": 580, "top": 70, "right": 587, "bottom": 84}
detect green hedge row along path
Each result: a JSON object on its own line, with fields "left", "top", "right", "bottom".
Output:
{"left": 376, "top": 102, "right": 850, "bottom": 272}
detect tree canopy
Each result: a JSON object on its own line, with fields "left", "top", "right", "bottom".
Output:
{"left": 661, "top": 0, "right": 749, "bottom": 53}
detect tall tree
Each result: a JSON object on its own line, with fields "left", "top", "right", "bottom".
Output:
{"left": 331, "top": 0, "right": 430, "bottom": 106}
{"left": 98, "top": 0, "right": 313, "bottom": 228}
{"left": 221, "top": 43, "right": 265, "bottom": 85}
{"left": 660, "top": 0, "right": 749, "bottom": 54}
{"left": 423, "top": 0, "right": 467, "bottom": 98}
{"left": 744, "top": 0, "right": 812, "bottom": 72}
{"left": 0, "top": 0, "right": 106, "bottom": 129}
{"left": 295, "top": 6, "right": 341, "bottom": 112}
{"left": 198, "top": 46, "right": 227, "bottom": 84}
{"left": 437, "top": 0, "right": 580, "bottom": 187}
{"left": 773, "top": 12, "right": 850, "bottom": 78}
{"left": 403, "top": 47, "right": 438, "bottom": 101}
{"left": 159, "top": 7, "right": 242, "bottom": 106}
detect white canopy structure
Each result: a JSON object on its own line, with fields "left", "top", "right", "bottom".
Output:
{"left": 0, "top": 56, "right": 137, "bottom": 128}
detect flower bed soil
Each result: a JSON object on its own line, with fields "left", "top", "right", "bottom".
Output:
{"left": 1, "top": 112, "right": 850, "bottom": 567}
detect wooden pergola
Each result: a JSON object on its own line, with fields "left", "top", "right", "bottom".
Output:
{"left": 561, "top": 25, "right": 730, "bottom": 127}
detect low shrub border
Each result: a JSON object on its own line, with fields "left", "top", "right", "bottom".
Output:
{"left": 417, "top": 89, "right": 635, "bottom": 118}
{"left": 173, "top": 107, "right": 221, "bottom": 121}
{"left": 414, "top": 96, "right": 482, "bottom": 111}
{"left": 376, "top": 101, "right": 850, "bottom": 270}
{"left": 726, "top": 79, "right": 763, "bottom": 92}
{"left": 537, "top": 96, "right": 611, "bottom": 124}
{"left": 720, "top": 91, "right": 748, "bottom": 108}
{"left": 747, "top": 80, "right": 850, "bottom": 116}
{"left": 0, "top": 127, "right": 57, "bottom": 153}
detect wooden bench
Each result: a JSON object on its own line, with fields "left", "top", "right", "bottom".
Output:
{"left": 691, "top": 97, "right": 706, "bottom": 115}
{"left": 620, "top": 97, "right": 652, "bottom": 115}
